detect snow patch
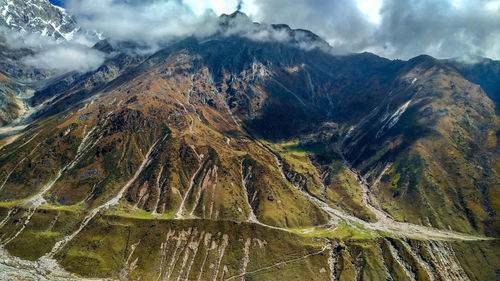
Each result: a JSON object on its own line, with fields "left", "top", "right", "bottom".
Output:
{"left": 376, "top": 100, "right": 412, "bottom": 139}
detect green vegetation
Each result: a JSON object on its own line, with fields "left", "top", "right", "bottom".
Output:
{"left": 390, "top": 173, "right": 401, "bottom": 189}
{"left": 0, "top": 41, "right": 499, "bottom": 281}
{"left": 294, "top": 222, "right": 382, "bottom": 240}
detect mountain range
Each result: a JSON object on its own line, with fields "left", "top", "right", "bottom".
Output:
{"left": 0, "top": 1, "right": 499, "bottom": 280}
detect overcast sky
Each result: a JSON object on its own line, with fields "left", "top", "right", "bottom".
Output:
{"left": 50, "top": 0, "right": 500, "bottom": 60}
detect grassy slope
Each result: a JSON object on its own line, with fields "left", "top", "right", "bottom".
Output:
{"left": 0, "top": 51, "right": 499, "bottom": 280}
{"left": 0, "top": 206, "right": 498, "bottom": 280}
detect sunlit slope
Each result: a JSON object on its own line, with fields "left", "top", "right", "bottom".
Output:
{"left": 0, "top": 35, "right": 499, "bottom": 280}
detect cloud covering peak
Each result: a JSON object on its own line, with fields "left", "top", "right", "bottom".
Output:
{"left": 57, "top": 0, "right": 500, "bottom": 60}
{"left": 64, "top": 0, "right": 221, "bottom": 48}
{"left": 5, "top": 0, "right": 500, "bottom": 75}
{"left": 250, "top": 0, "right": 500, "bottom": 60}
{"left": 63, "top": 0, "right": 331, "bottom": 53}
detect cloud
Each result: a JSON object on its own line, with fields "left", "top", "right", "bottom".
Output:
{"left": 1, "top": 27, "right": 105, "bottom": 73}
{"left": 216, "top": 12, "right": 329, "bottom": 52}
{"left": 1, "top": 27, "right": 56, "bottom": 49}
{"left": 61, "top": 0, "right": 330, "bottom": 54}
{"left": 250, "top": 0, "right": 376, "bottom": 55}
{"left": 64, "top": 0, "right": 221, "bottom": 49}
{"left": 3, "top": 0, "right": 330, "bottom": 75}
{"left": 220, "top": 13, "right": 291, "bottom": 42}
{"left": 249, "top": 0, "right": 500, "bottom": 60}
{"left": 375, "top": 0, "right": 500, "bottom": 59}
{"left": 22, "top": 44, "right": 105, "bottom": 73}
{"left": 8, "top": 0, "right": 500, "bottom": 66}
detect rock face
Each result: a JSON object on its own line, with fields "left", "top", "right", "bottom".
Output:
{"left": 0, "top": 4, "right": 499, "bottom": 281}
{"left": 0, "top": 0, "right": 78, "bottom": 39}
{"left": 447, "top": 57, "right": 500, "bottom": 104}
{"left": 0, "top": 72, "right": 33, "bottom": 127}
{"left": 0, "top": 0, "right": 81, "bottom": 128}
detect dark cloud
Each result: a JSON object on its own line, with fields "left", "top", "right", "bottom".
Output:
{"left": 18, "top": 0, "right": 500, "bottom": 63}
{"left": 62, "top": 0, "right": 330, "bottom": 54}
{"left": 251, "top": 0, "right": 500, "bottom": 60}
{"left": 252, "top": 0, "right": 376, "bottom": 55}
{"left": 377, "top": 0, "right": 500, "bottom": 59}
{"left": 56, "top": 0, "right": 500, "bottom": 60}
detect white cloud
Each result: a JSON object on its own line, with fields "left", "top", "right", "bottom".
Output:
{"left": 22, "top": 44, "right": 105, "bottom": 73}
{"left": 61, "top": 0, "right": 329, "bottom": 54}
{"left": 356, "top": 0, "right": 382, "bottom": 23}
{"left": 183, "top": 0, "right": 260, "bottom": 18}
{"left": 247, "top": 0, "right": 500, "bottom": 60}
{"left": 64, "top": 0, "right": 221, "bottom": 48}
{"left": 1, "top": 27, "right": 105, "bottom": 73}
{"left": 8, "top": 0, "right": 500, "bottom": 64}
{"left": 1, "top": 27, "right": 56, "bottom": 49}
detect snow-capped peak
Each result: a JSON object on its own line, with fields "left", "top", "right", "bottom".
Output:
{"left": 0, "top": 0, "right": 79, "bottom": 40}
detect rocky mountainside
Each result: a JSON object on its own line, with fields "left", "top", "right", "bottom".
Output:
{"left": 0, "top": 0, "right": 78, "bottom": 40}
{"left": 447, "top": 57, "right": 500, "bottom": 105}
{"left": 0, "top": 4, "right": 499, "bottom": 281}
{"left": 0, "top": 0, "right": 95, "bottom": 132}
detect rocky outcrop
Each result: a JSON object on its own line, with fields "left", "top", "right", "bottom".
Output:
{"left": 0, "top": 0, "right": 78, "bottom": 40}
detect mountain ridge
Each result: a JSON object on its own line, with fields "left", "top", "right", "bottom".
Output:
{"left": 0, "top": 2, "right": 499, "bottom": 280}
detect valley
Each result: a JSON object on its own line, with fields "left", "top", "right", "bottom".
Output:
{"left": 0, "top": 1, "right": 499, "bottom": 280}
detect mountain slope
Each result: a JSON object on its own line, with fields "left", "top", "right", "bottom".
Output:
{"left": 447, "top": 57, "right": 500, "bottom": 105}
{"left": 0, "top": 8, "right": 499, "bottom": 281}
{"left": 341, "top": 55, "right": 500, "bottom": 236}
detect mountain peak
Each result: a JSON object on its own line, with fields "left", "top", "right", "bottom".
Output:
{"left": 1, "top": 2, "right": 500, "bottom": 281}
{"left": 217, "top": 11, "right": 330, "bottom": 51}
{"left": 225, "top": 10, "right": 249, "bottom": 19}
{"left": 218, "top": 10, "right": 253, "bottom": 27}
